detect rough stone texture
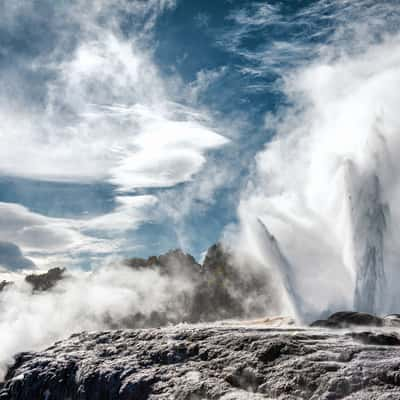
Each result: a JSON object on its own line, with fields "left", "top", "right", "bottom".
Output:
{"left": 2, "top": 323, "right": 400, "bottom": 399}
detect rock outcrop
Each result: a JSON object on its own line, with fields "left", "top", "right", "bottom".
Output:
{"left": 123, "top": 243, "right": 277, "bottom": 326}
{"left": 191, "top": 244, "right": 276, "bottom": 322}
{"left": 311, "top": 311, "right": 400, "bottom": 329}
{"left": 125, "top": 249, "right": 200, "bottom": 274}
{"left": 25, "top": 267, "right": 66, "bottom": 292}
{"left": 0, "top": 281, "right": 12, "bottom": 292}
{"left": 2, "top": 323, "right": 400, "bottom": 399}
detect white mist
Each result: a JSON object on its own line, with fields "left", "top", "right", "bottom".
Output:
{"left": 239, "top": 32, "right": 400, "bottom": 321}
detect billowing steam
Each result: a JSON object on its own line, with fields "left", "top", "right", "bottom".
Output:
{"left": 0, "top": 262, "right": 192, "bottom": 380}
{"left": 238, "top": 2, "right": 400, "bottom": 321}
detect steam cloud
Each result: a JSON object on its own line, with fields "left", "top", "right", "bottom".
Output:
{"left": 0, "top": 263, "right": 192, "bottom": 379}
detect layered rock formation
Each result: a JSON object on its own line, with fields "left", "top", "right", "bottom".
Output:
{"left": 2, "top": 322, "right": 400, "bottom": 399}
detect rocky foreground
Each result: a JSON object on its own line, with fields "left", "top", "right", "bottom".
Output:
{"left": 2, "top": 244, "right": 400, "bottom": 399}
{"left": 2, "top": 315, "right": 400, "bottom": 400}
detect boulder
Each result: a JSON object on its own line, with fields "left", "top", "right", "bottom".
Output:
{"left": 311, "top": 311, "right": 384, "bottom": 328}
{"left": 350, "top": 331, "right": 400, "bottom": 346}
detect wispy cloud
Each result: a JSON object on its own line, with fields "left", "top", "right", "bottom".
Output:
{"left": 0, "top": 0, "right": 230, "bottom": 266}
{"left": 0, "top": 193, "right": 161, "bottom": 271}
{"left": 0, "top": 11, "right": 227, "bottom": 187}
{"left": 218, "top": 0, "right": 400, "bottom": 79}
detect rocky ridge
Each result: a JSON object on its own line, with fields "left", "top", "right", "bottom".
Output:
{"left": 124, "top": 244, "right": 277, "bottom": 323}
{"left": 0, "top": 244, "right": 277, "bottom": 328}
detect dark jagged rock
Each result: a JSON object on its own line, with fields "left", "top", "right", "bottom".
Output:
{"left": 311, "top": 312, "right": 400, "bottom": 330}
{"left": 2, "top": 324, "right": 400, "bottom": 399}
{"left": 125, "top": 249, "right": 201, "bottom": 276}
{"left": 191, "top": 243, "right": 276, "bottom": 323}
{"left": 350, "top": 331, "right": 400, "bottom": 346}
{"left": 311, "top": 311, "right": 384, "bottom": 328}
{"left": 25, "top": 267, "right": 66, "bottom": 292}
{"left": 0, "top": 281, "right": 12, "bottom": 292}
{"left": 190, "top": 243, "right": 244, "bottom": 322}
{"left": 123, "top": 243, "right": 277, "bottom": 326}
{"left": 0, "top": 268, "right": 66, "bottom": 294}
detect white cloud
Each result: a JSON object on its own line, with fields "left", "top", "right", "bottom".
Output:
{"left": 0, "top": 203, "right": 82, "bottom": 253}
{"left": 0, "top": 242, "right": 35, "bottom": 271}
{"left": 0, "top": 0, "right": 230, "bottom": 264}
{"left": 220, "top": 0, "right": 400, "bottom": 79}
{"left": 110, "top": 117, "right": 228, "bottom": 190}
{"left": 0, "top": 196, "right": 157, "bottom": 269}
{"left": 0, "top": 6, "right": 228, "bottom": 190}
{"left": 85, "top": 195, "right": 158, "bottom": 232}
{"left": 188, "top": 67, "right": 228, "bottom": 102}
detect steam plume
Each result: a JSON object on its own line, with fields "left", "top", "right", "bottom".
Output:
{"left": 238, "top": 2, "right": 400, "bottom": 320}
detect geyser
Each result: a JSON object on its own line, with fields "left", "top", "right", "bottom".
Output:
{"left": 345, "top": 161, "right": 387, "bottom": 314}
{"left": 238, "top": 29, "right": 400, "bottom": 320}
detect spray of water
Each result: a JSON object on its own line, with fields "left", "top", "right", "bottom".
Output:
{"left": 238, "top": 4, "right": 400, "bottom": 321}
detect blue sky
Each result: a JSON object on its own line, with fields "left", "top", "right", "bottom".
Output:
{"left": 0, "top": 0, "right": 398, "bottom": 272}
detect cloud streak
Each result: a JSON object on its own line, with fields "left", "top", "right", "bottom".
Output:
{"left": 219, "top": 0, "right": 400, "bottom": 78}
